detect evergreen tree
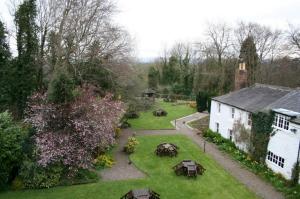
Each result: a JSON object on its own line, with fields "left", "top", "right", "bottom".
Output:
{"left": 147, "top": 66, "right": 160, "bottom": 89}
{"left": 0, "top": 20, "right": 12, "bottom": 111}
{"left": 13, "top": 0, "right": 39, "bottom": 118}
{"left": 239, "top": 36, "right": 259, "bottom": 86}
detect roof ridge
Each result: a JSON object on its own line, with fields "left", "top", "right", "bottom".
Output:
{"left": 254, "top": 83, "right": 292, "bottom": 91}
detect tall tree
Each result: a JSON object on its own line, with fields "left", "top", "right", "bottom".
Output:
{"left": 0, "top": 20, "right": 12, "bottom": 112}
{"left": 147, "top": 66, "right": 160, "bottom": 89}
{"left": 239, "top": 36, "right": 259, "bottom": 86}
{"left": 13, "top": 0, "right": 39, "bottom": 118}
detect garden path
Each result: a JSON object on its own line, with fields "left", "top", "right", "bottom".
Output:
{"left": 99, "top": 129, "right": 146, "bottom": 181}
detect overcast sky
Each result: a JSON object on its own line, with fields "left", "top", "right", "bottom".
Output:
{"left": 1, "top": 0, "right": 300, "bottom": 60}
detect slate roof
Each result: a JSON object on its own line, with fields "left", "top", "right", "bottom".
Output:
{"left": 267, "top": 89, "right": 300, "bottom": 113}
{"left": 212, "top": 84, "right": 296, "bottom": 113}
{"left": 291, "top": 117, "right": 300, "bottom": 124}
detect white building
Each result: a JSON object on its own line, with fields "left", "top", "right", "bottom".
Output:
{"left": 209, "top": 84, "right": 300, "bottom": 181}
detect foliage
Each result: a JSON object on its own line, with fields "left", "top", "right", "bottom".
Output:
{"left": 124, "top": 136, "right": 139, "bottom": 154}
{"left": 93, "top": 154, "right": 114, "bottom": 169}
{"left": 203, "top": 129, "right": 300, "bottom": 199}
{"left": 239, "top": 36, "right": 259, "bottom": 86}
{"left": 25, "top": 84, "right": 124, "bottom": 169}
{"left": 0, "top": 135, "right": 258, "bottom": 199}
{"left": 196, "top": 91, "right": 209, "bottom": 112}
{"left": 125, "top": 110, "right": 139, "bottom": 119}
{"left": 48, "top": 70, "right": 75, "bottom": 104}
{"left": 0, "top": 111, "right": 27, "bottom": 189}
{"left": 115, "top": 128, "right": 121, "bottom": 138}
{"left": 0, "top": 20, "right": 12, "bottom": 112}
{"left": 11, "top": 177, "right": 24, "bottom": 190}
{"left": 250, "top": 111, "right": 274, "bottom": 162}
{"left": 58, "top": 169, "right": 98, "bottom": 186}
{"left": 19, "top": 160, "right": 63, "bottom": 189}
{"left": 188, "top": 101, "right": 197, "bottom": 109}
{"left": 152, "top": 109, "right": 168, "bottom": 117}
{"left": 188, "top": 116, "right": 209, "bottom": 132}
{"left": 232, "top": 119, "right": 251, "bottom": 148}
{"left": 290, "top": 161, "right": 300, "bottom": 187}
{"left": 148, "top": 66, "right": 160, "bottom": 89}
{"left": 13, "top": 0, "right": 40, "bottom": 118}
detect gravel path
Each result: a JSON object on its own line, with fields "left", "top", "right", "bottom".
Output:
{"left": 99, "top": 129, "right": 145, "bottom": 181}
{"left": 101, "top": 112, "right": 284, "bottom": 199}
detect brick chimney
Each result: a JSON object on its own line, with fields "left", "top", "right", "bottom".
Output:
{"left": 234, "top": 62, "right": 248, "bottom": 90}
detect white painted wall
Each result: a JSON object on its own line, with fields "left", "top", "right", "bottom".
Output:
{"left": 209, "top": 100, "right": 300, "bottom": 181}
{"left": 266, "top": 120, "right": 300, "bottom": 180}
{"left": 209, "top": 100, "right": 251, "bottom": 151}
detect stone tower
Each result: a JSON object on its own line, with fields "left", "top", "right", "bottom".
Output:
{"left": 234, "top": 61, "right": 248, "bottom": 90}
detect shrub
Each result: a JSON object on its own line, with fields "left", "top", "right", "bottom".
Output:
{"left": 125, "top": 110, "right": 139, "bottom": 119}
{"left": 93, "top": 154, "right": 114, "bottom": 169}
{"left": 19, "top": 161, "right": 63, "bottom": 189}
{"left": 124, "top": 137, "right": 139, "bottom": 154}
{"left": 115, "top": 128, "right": 121, "bottom": 138}
{"left": 152, "top": 109, "right": 168, "bottom": 117}
{"left": 11, "top": 177, "right": 24, "bottom": 190}
{"left": 196, "top": 91, "right": 208, "bottom": 112}
{"left": 0, "top": 111, "right": 27, "bottom": 189}
{"left": 60, "top": 169, "right": 98, "bottom": 186}
{"left": 48, "top": 69, "right": 75, "bottom": 104}
{"left": 189, "top": 101, "right": 197, "bottom": 109}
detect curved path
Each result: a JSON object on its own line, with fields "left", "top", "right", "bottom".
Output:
{"left": 101, "top": 112, "right": 284, "bottom": 199}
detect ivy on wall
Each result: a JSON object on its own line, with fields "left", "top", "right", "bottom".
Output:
{"left": 250, "top": 111, "right": 275, "bottom": 163}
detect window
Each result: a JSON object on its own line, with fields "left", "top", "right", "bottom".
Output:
{"left": 229, "top": 129, "right": 233, "bottom": 141}
{"left": 218, "top": 103, "right": 221, "bottom": 113}
{"left": 216, "top": 123, "right": 219, "bottom": 133}
{"left": 231, "top": 108, "right": 235, "bottom": 119}
{"left": 248, "top": 113, "right": 252, "bottom": 126}
{"left": 267, "top": 151, "right": 285, "bottom": 168}
{"left": 274, "top": 114, "right": 289, "bottom": 130}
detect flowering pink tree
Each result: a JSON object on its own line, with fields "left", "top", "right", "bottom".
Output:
{"left": 25, "top": 85, "right": 124, "bottom": 169}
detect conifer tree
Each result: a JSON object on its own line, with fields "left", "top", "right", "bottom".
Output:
{"left": 13, "top": 0, "right": 39, "bottom": 118}
{"left": 239, "top": 36, "right": 259, "bottom": 86}
{"left": 0, "top": 20, "right": 12, "bottom": 112}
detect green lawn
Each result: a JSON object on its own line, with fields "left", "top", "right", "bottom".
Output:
{"left": 0, "top": 135, "right": 258, "bottom": 199}
{"left": 128, "top": 100, "right": 196, "bottom": 130}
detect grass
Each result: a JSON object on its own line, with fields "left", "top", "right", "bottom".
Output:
{"left": 0, "top": 135, "right": 258, "bottom": 199}
{"left": 128, "top": 100, "right": 196, "bottom": 130}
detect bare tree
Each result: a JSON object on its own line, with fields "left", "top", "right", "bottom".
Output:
{"left": 287, "top": 24, "right": 300, "bottom": 55}
{"left": 205, "top": 22, "right": 232, "bottom": 66}
{"left": 234, "top": 21, "right": 283, "bottom": 61}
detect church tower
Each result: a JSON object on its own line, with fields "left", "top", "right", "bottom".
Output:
{"left": 234, "top": 61, "right": 248, "bottom": 90}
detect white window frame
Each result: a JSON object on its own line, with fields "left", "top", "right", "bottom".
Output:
{"left": 267, "top": 151, "right": 285, "bottom": 168}
{"left": 274, "top": 114, "right": 290, "bottom": 131}
{"left": 218, "top": 103, "right": 221, "bottom": 113}
{"left": 231, "top": 108, "right": 235, "bottom": 119}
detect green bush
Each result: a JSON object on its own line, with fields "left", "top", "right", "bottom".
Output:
{"left": 115, "top": 128, "right": 121, "bottom": 138}
{"left": 59, "top": 169, "right": 98, "bottom": 186}
{"left": 11, "top": 177, "right": 24, "bottom": 190}
{"left": 19, "top": 161, "right": 63, "bottom": 189}
{"left": 0, "top": 111, "right": 27, "bottom": 189}
{"left": 48, "top": 69, "right": 75, "bottom": 104}
{"left": 124, "top": 137, "right": 139, "bottom": 154}
{"left": 93, "top": 154, "right": 114, "bottom": 169}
